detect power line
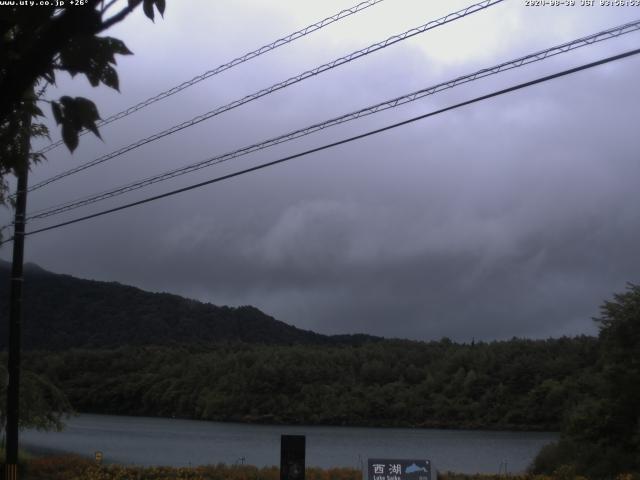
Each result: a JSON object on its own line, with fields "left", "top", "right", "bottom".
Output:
{"left": 6, "top": 47, "right": 638, "bottom": 245}
{"left": 36, "top": 0, "right": 388, "bottom": 155}
{"left": 26, "top": 0, "right": 504, "bottom": 194}
{"left": 24, "top": 19, "right": 640, "bottom": 222}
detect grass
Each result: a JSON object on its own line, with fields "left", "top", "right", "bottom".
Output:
{"left": 8, "top": 454, "right": 639, "bottom": 480}
{"left": 0, "top": 447, "right": 33, "bottom": 464}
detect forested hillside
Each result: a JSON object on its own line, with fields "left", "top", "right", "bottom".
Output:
{"left": 0, "top": 261, "right": 378, "bottom": 349}
{"left": 21, "top": 336, "right": 597, "bottom": 431}
{"left": 3, "top": 262, "right": 635, "bottom": 476}
{"left": 0, "top": 262, "right": 602, "bottom": 431}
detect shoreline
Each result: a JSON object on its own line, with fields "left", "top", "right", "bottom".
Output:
{"left": 66, "top": 411, "right": 561, "bottom": 434}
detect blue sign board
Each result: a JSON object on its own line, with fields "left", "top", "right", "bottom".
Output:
{"left": 367, "top": 459, "right": 433, "bottom": 480}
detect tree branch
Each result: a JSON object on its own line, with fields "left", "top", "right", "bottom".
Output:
{"left": 0, "top": 1, "right": 141, "bottom": 124}
{"left": 101, "top": 0, "right": 120, "bottom": 15}
{"left": 101, "top": 0, "right": 142, "bottom": 31}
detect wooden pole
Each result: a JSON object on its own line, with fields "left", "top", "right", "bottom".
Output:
{"left": 4, "top": 98, "right": 31, "bottom": 480}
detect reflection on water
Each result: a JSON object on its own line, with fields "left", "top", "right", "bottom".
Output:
{"left": 22, "top": 414, "right": 557, "bottom": 474}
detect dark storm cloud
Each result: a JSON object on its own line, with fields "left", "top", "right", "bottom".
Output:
{"left": 4, "top": 1, "right": 640, "bottom": 341}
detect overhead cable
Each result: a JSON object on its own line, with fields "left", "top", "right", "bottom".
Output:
{"left": 5, "top": 46, "right": 637, "bottom": 245}
{"left": 27, "top": 0, "right": 504, "bottom": 193}
{"left": 36, "top": 0, "right": 388, "bottom": 155}
{"left": 24, "top": 19, "right": 640, "bottom": 222}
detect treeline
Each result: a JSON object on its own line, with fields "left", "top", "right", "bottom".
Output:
{"left": 22, "top": 336, "right": 597, "bottom": 431}
{"left": 529, "top": 284, "right": 640, "bottom": 478}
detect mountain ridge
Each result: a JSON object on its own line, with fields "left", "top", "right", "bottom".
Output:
{"left": 0, "top": 261, "right": 381, "bottom": 350}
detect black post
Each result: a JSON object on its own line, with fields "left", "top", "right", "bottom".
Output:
{"left": 4, "top": 103, "right": 31, "bottom": 480}
{"left": 280, "top": 435, "right": 305, "bottom": 480}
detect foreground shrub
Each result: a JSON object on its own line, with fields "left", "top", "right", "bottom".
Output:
{"left": 24, "top": 456, "right": 640, "bottom": 480}
{"left": 529, "top": 441, "right": 577, "bottom": 475}
{"left": 25, "top": 456, "right": 360, "bottom": 480}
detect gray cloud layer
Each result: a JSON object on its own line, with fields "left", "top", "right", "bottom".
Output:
{"left": 4, "top": 1, "right": 640, "bottom": 341}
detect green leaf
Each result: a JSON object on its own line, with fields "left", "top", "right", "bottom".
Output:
{"left": 59, "top": 96, "right": 77, "bottom": 125}
{"left": 143, "top": 0, "right": 155, "bottom": 21}
{"left": 58, "top": 96, "right": 74, "bottom": 107}
{"left": 100, "top": 65, "right": 119, "bottom": 91}
{"left": 32, "top": 105, "right": 44, "bottom": 118}
{"left": 29, "top": 152, "right": 46, "bottom": 165}
{"left": 104, "top": 37, "right": 133, "bottom": 57}
{"left": 61, "top": 121, "right": 78, "bottom": 152}
{"left": 58, "top": 36, "right": 131, "bottom": 91}
{"left": 55, "top": 96, "right": 102, "bottom": 148}
{"left": 72, "top": 97, "right": 99, "bottom": 119}
{"left": 71, "top": 97, "right": 102, "bottom": 139}
{"left": 155, "top": 0, "right": 166, "bottom": 17}
{"left": 30, "top": 123, "right": 50, "bottom": 140}
{"left": 51, "top": 101, "right": 63, "bottom": 125}
{"left": 85, "top": 70, "right": 101, "bottom": 87}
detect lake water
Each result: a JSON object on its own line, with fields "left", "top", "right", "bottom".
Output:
{"left": 22, "top": 414, "right": 557, "bottom": 474}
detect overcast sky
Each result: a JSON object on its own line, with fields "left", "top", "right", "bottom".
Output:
{"left": 2, "top": 0, "right": 640, "bottom": 341}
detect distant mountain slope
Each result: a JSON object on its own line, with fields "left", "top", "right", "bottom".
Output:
{"left": 0, "top": 261, "right": 379, "bottom": 350}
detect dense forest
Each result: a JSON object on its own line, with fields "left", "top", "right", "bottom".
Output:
{"left": 18, "top": 337, "right": 597, "bottom": 431}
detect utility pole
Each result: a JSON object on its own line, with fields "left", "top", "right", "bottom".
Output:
{"left": 4, "top": 98, "right": 31, "bottom": 480}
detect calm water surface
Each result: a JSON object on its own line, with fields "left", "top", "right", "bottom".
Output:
{"left": 22, "top": 414, "right": 557, "bottom": 474}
